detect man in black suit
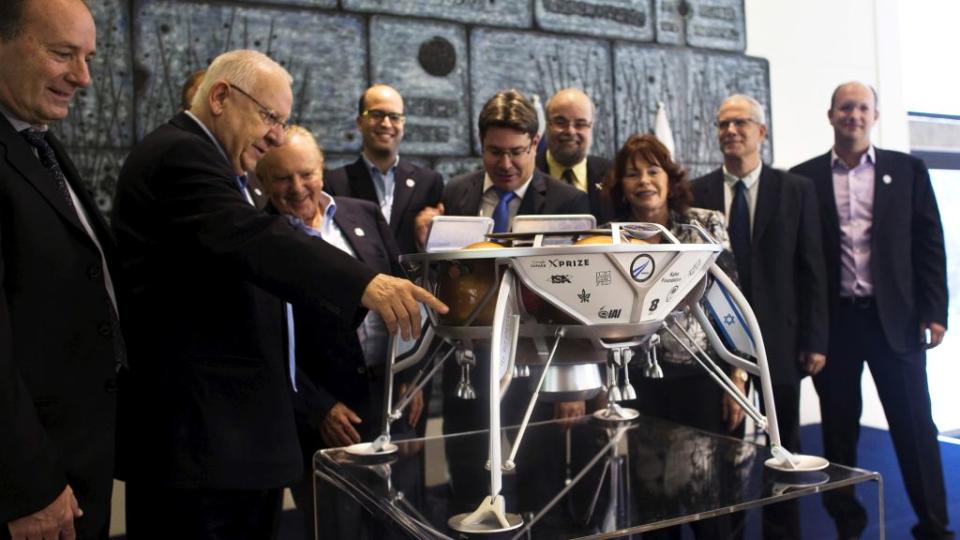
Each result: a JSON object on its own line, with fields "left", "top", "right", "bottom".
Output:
{"left": 257, "top": 125, "right": 424, "bottom": 538}
{"left": 112, "top": 50, "right": 445, "bottom": 540}
{"left": 415, "top": 89, "right": 589, "bottom": 513}
{"left": 692, "top": 94, "right": 828, "bottom": 540}
{"left": 536, "top": 87, "right": 613, "bottom": 221}
{"left": 791, "top": 82, "right": 952, "bottom": 540}
{"left": 0, "top": 2, "right": 121, "bottom": 539}
{"left": 325, "top": 84, "right": 444, "bottom": 255}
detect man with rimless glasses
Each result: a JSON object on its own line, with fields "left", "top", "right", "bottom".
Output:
{"left": 325, "top": 84, "right": 444, "bottom": 256}
{"left": 111, "top": 50, "right": 446, "bottom": 539}
{"left": 691, "top": 94, "right": 828, "bottom": 540}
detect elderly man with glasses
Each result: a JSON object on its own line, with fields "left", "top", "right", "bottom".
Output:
{"left": 111, "top": 50, "right": 446, "bottom": 540}
{"left": 691, "top": 94, "right": 828, "bottom": 540}
{"left": 324, "top": 84, "right": 445, "bottom": 256}
{"left": 535, "top": 87, "right": 614, "bottom": 221}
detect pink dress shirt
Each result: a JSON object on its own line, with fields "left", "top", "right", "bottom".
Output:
{"left": 832, "top": 147, "right": 876, "bottom": 297}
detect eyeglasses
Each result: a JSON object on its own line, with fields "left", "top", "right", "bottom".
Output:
{"left": 362, "top": 109, "right": 407, "bottom": 125}
{"left": 549, "top": 117, "right": 593, "bottom": 131}
{"left": 715, "top": 118, "right": 758, "bottom": 130}
{"left": 228, "top": 83, "right": 288, "bottom": 131}
{"left": 483, "top": 143, "right": 533, "bottom": 160}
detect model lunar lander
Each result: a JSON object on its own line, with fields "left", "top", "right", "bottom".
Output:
{"left": 342, "top": 215, "right": 828, "bottom": 534}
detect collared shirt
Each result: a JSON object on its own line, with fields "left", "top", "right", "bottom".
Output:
{"left": 184, "top": 111, "right": 232, "bottom": 170}
{"left": 545, "top": 150, "right": 588, "bottom": 193}
{"left": 1, "top": 103, "right": 119, "bottom": 314}
{"left": 286, "top": 192, "right": 390, "bottom": 367}
{"left": 832, "top": 146, "right": 876, "bottom": 297}
{"left": 362, "top": 153, "right": 399, "bottom": 224}
{"left": 722, "top": 163, "right": 762, "bottom": 234}
{"left": 479, "top": 173, "right": 534, "bottom": 227}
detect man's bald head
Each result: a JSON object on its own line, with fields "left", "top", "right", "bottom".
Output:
{"left": 545, "top": 87, "right": 596, "bottom": 167}
{"left": 356, "top": 84, "right": 405, "bottom": 162}
{"left": 828, "top": 81, "right": 878, "bottom": 151}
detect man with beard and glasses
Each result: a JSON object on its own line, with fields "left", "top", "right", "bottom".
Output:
{"left": 535, "top": 88, "right": 613, "bottom": 221}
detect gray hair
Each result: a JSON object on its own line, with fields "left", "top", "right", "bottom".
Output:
{"left": 190, "top": 49, "right": 292, "bottom": 110}
{"left": 718, "top": 94, "right": 767, "bottom": 126}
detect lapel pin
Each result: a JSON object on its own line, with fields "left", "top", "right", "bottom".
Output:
{"left": 882, "top": 174, "right": 892, "bottom": 185}
{"left": 354, "top": 227, "right": 365, "bottom": 237}
{"left": 405, "top": 178, "right": 415, "bottom": 188}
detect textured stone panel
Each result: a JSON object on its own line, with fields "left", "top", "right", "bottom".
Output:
{"left": 60, "top": 0, "right": 134, "bottom": 149}
{"left": 535, "top": 0, "right": 654, "bottom": 42}
{"left": 342, "top": 0, "right": 531, "bottom": 28}
{"left": 686, "top": 0, "right": 745, "bottom": 51}
{"left": 133, "top": 1, "right": 366, "bottom": 153}
{"left": 654, "top": 0, "right": 686, "bottom": 46}
{"left": 68, "top": 148, "right": 129, "bottom": 214}
{"left": 470, "top": 29, "right": 614, "bottom": 157}
{"left": 433, "top": 156, "right": 483, "bottom": 182}
{"left": 370, "top": 17, "right": 470, "bottom": 156}
{"left": 613, "top": 44, "right": 770, "bottom": 171}
{"left": 234, "top": 0, "right": 336, "bottom": 6}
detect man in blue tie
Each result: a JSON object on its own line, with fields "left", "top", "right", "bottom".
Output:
{"left": 414, "top": 89, "right": 589, "bottom": 514}
{"left": 691, "top": 94, "right": 829, "bottom": 540}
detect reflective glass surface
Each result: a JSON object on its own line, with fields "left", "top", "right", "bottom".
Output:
{"left": 313, "top": 414, "right": 881, "bottom": 539}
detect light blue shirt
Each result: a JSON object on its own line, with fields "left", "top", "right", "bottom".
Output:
{"left": 286, "top": 193, "right": 390, "bottom": 367}
{"left": 362, "top": 154, "right": 399, "bottom": 224}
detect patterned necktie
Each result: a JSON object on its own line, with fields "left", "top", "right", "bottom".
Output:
{"left": 22, "top": 128, "right": 127, "bottom": 367}
{"left": 729, "top": 180, "right": 752, "bottom": 299}
{"left": 21, "top": 128, "right": 76, "bottom": 210}
{"left": 492, "top": 188, "right": 516, "bottom": 233}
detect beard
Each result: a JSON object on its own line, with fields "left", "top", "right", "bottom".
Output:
{"left": 550, "top": 141, "right": 587, "bottom": 167}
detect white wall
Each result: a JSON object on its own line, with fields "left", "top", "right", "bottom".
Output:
{"left": 744, "top": 0, "right": 908, "bottom": 428}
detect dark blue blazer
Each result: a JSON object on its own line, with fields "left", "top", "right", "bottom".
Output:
{"left": 282, "top": 197, "right": 403, "bottom": 449}
{"left": 790, "top": 149, "right": 947, "bottom": 354}
{"left": 325, "top": 156, "right": 444, "bottom": 255}
{"left": 442, "top": 169, "right": 590, "bottom": 218}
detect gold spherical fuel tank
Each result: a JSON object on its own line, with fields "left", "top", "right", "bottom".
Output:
{"left": 436, "top": 242, "right": 501, "bottom": 326}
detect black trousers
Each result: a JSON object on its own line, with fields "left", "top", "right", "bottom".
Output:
{"left": 125, "top": 483, "right": 283, "bottom": 540}
{"left": 815, "top": 300, "right": 952, "bottom": 539}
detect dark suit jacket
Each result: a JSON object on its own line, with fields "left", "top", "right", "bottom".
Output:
{"left": 692, "top": 166, "right": 828, "bottom": 386}
{"left": 442, "top": 169, "right": 590, "bottom": 218}
{"left": 790, "top": 149, "right": 947, "bottom": 354}
{"left": 325, "top": 156, "right": 444, "bottom": 254}
{"left": 535, "top": 150, "right": 613, "bottom": 222}
{"left": 282, "top": 197, "right": 403, "bottom": 452}
{"left": 0, "top": 116, "right": 120, "bottom": 534}
{"left": 111, "top": 113, "right": 378, "bottom": 490}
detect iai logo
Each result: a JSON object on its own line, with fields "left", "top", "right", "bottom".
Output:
{"left": 630, "top": 254, "right": 655, "bottom": 283}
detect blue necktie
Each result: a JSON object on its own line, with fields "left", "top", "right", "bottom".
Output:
{"left": 492, "top": 188, "right": 516, "bottom": 233}
{"left": 729, "top": 180, "right": 752, "bottom": 299}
